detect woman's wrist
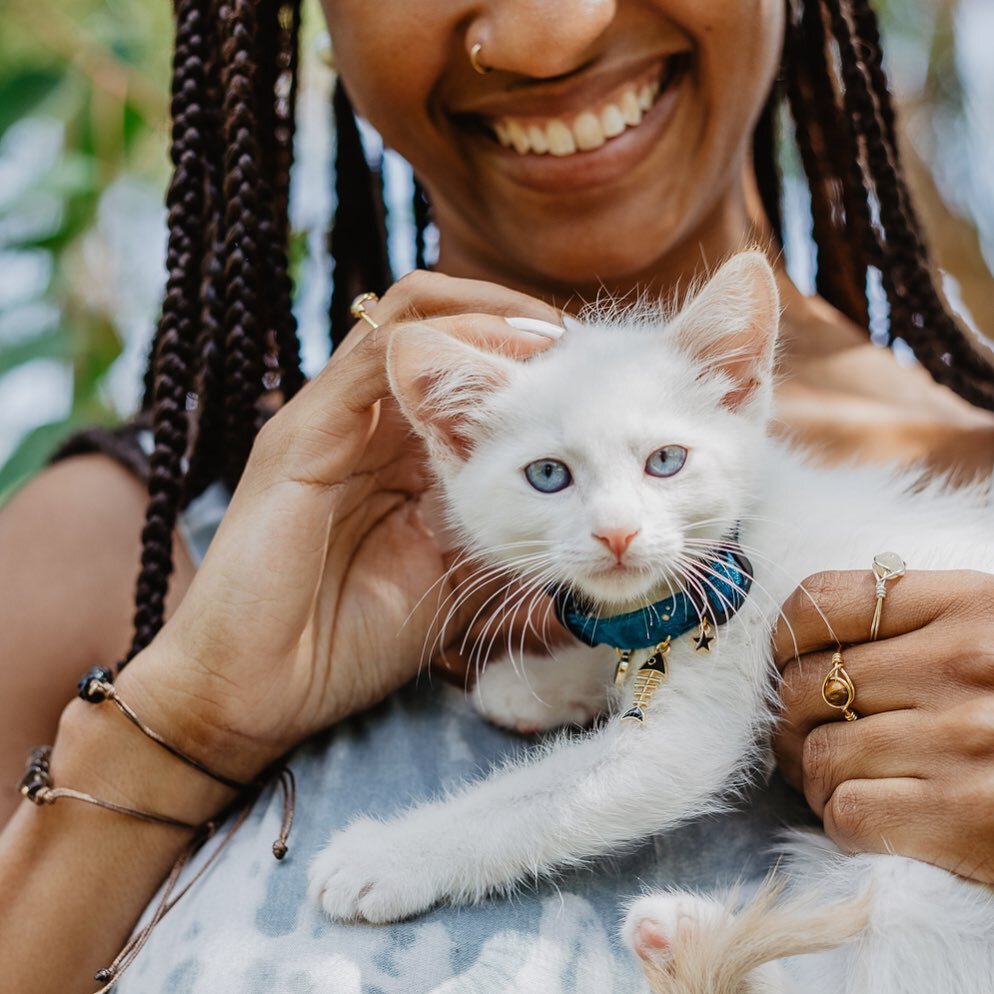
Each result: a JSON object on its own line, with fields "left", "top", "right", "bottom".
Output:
{"left": 109, "top": 638, "right": 296, "bottom": 785}
{"left": 52, "top": 682, "right": 239, "bottom": 828}
{"left": 3, "top": 665, "right": 242, "bottom": 994}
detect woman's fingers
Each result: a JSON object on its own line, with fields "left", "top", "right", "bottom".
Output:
{"left": 820, "top": 777, "right": 935, "bottom": 858}
{"left": 777, "top": 629, "right": 980, "bottom": 737}
{"left": 253, "top": 312, "right": 560, "bottom": 488}
{"left": 774, "top": 568, "right": 994, "bottom": 885}
{"left": 790, "top": 709, "right": 925, "bottom": 816}
{"left": 374, "top": 269, "right": 567, "bottom": 325}
{"left": 333, "top": 270, "right": 566, "bottom": 360}
{"left": 777, "top": 697, "right": 994, "bottom": 882}
{"left": 774, "top": 625, "right": 981, "bottom": 792}
{"left": 772, "top": 568, "right": 978, "bottom": 668}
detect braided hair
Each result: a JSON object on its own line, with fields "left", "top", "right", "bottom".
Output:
{"left": 110, "top": 0, "right": 992, "bottom": 667}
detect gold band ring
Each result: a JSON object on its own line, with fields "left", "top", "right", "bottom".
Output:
{"left": 822, "top": 650, "right": 859, "bottom": 721}
{"left": 350, "top": 292, "right": 380, "bottom": 330}
{"left": 869, "top": 552, "right": 906, "bottom": 641}
{"left": 469, "top": 42, "right": 491, "bottom": 75}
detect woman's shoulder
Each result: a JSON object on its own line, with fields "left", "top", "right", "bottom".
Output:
{"left": 1, "top": 454, "right": 160, "bottom": 653}
{"left": 0, "top": 453, "right": 195, "bottom": 823}
{"left": 774, "top": 295, "right": 994, "bottom": 479}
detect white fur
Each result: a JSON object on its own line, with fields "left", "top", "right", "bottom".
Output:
{"left": 309, "top": 254, "right": 994, "bottom": 992}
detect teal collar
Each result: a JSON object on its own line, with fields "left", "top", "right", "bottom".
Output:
{"left": 551, "top": 537, "right": 752, "bottom": 651}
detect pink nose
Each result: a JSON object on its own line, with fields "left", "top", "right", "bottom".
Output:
{"left": 593, "top": 528, "right": 639, "bottom": 561}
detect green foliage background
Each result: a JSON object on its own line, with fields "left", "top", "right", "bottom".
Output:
{"left": 0, "top": 0, "right": 171, "bottom": 498}
{"left": 0, "top": 0, "right": 991, "bottom": 502}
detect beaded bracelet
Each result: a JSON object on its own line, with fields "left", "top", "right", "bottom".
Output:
{"left": 19, "top": 744, "right": 209, "bottom": 832}
{"left": 19, "top": 667, "right": 296, "bottom": 993}
{"left": 74, "top": 666, "right": 296, "bottom": 858}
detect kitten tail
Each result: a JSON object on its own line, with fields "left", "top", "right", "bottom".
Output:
{"left": 627, "top": 878, "right": 872, "bottom": 994}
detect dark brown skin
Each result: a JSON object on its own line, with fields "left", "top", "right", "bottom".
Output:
{"left": 773, "top": 568, "right": 994, "bottom": 885}
{"left": 2, "top": 2, "right": 994, "bottom": 991}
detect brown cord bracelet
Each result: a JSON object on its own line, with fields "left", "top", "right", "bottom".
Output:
{"left": 18, "top": 745, "right": 210, "bottom": 832}
{"left": 18, "top": 667, "right": 296, "bottom": 993}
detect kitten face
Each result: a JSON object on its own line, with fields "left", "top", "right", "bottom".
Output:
{"left": 442, "top": 330, "right": 767, "bottom": 607}
{"left": 389, "top": 252, "right": 780, "bottom": 611}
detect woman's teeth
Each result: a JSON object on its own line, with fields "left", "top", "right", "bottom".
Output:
{"left": 492, "top": 78, "right": 661, "bottom": 157}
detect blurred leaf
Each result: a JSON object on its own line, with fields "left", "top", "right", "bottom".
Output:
{"left": 122, "top": 101, "right": 148, "bottom": 151}
{"left": 0, "top": 418, "right": 75, "bottom": 499}
{"left": 0, "top": 70, "right": 62, "bottom": 137}
{"left": 0, "top": 329, "right": 71, "bottom": 376}
{"left": 72, "top": 318, "right": 123, "bottom": 395}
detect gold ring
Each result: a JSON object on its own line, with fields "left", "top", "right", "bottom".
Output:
{"left": 469, "top": 42, "right": 491, "bottom": 75}
{"left": 821, "top": 650, "right": 858, "bottom": 721}
{"left": 869, "top": 552, "right": 906, "bottom": 641}
{"left": 350, "top": 292, "right": 380, "bottom": 330}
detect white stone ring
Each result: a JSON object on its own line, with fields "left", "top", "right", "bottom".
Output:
{"left": 869, "top": 552, "right": 906, "bottom": 641}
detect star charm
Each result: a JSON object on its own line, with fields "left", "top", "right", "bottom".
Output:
{"left": 693, "top": 621, "right": 714, "bottom": 653}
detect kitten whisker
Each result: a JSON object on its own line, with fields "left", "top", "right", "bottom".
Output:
{"left": 428, "top": 555, "right": 557, "bottom": 671}
{"left": 681, "top": 538, "right": 836, "bottom": 658}
{"left": 673, "top": 557, "right": 763, "bottom": 659}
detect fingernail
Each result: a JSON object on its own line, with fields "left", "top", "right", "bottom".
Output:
{"left": 505, "top": 317, "right": 565, "bottom": 339}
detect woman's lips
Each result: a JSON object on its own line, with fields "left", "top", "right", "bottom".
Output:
{"left": 458, "top": 54, "right": 690, "bottom": 193}
{"left": 490, "top": 57, "right": 683, "bottom": 156}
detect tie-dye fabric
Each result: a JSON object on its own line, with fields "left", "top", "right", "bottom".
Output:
{"left": 113, "top": 484, "right": 817, "bottom": 994}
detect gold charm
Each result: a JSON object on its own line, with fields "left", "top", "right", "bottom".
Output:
{"left": 821, "top": 650, "right": 858, "bottom": 721}
{"left": 693, "top": 618, "right": 714, "bottom": 653}
{"left": 621, "top": 638, "right": 671, "bottom": 726}
{"left": 614, "top": 648, "right": 632, "bottom": 687}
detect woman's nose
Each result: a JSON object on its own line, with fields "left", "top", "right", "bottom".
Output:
{"left": 466, "top": 0, "right": 619, "bottom": 79}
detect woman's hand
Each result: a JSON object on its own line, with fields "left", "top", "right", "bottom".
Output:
{"left": 772, "top": 568, "right": 994, "bottom": 884}
{"left": 123, "top": 272, "right": 565, "bottom": 779}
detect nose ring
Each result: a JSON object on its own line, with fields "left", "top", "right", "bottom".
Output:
{"left": 469, "top": 42, "right": 491, "bottom": 75}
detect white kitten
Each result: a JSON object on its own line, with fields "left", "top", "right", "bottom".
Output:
{"left": 308, "top": 253, "right": 994, "bottom": 993}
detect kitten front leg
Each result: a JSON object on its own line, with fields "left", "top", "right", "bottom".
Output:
{"left": 310, "top": 661, "right": 765, "bottom": 923}
{"left": 472, "top": 642, "right": 616, "bottom": 733}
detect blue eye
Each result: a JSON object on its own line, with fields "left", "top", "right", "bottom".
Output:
{"left": 524, "top": 459, "right": 572, "bottom": 493}
{"left": 645, "top": 445, "right": 687, "bottom": 478}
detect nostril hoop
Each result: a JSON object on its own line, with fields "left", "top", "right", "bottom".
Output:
{"left": 469, "top": 42, "right": 491, "bottom": 75}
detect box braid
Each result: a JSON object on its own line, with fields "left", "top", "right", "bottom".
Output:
{"left": 115, "top": 0, "right": 991, "bottom": 666}
{"left": 783, "top": 0, "right": 873, "bottom": 328}
{"left": 413, "top": 177, "right": 433, "bottom": 271}
{"left": 180, "top": 2, "right": 228, "bottom": 503}
{"left": 123, "top": 0, "right": 304, "bottom": 665}
{"left": 781, "top": 0, "right": 994, "bottom": 409}
{"left": 125, "top": 0, "right": 208, "bottom": 664}
{"left": 328, "top": 80, "right": 392, "bottom": 348}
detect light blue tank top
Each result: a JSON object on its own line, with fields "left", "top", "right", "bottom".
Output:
{"left": 116, "top": 483, "right": 817, "bottom": 994}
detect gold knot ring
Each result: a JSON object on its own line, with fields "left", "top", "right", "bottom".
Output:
{"left": 469, "top": 42, "right": 491, "bottom": 75}
{"left": 350, "top": 292, "right": 380, "bottom": 330}
{"left": 821, "top": 650, "right": 858, "bottom": 721}
{"left": 869, "top": 552, "right": 906, "bottom": 641}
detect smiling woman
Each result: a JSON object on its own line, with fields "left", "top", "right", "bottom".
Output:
{"left": 324, "top": 0, "right": 784, "bottom": 289}
{"left": 1, "top": 1, "right": 994, "bottom": 993}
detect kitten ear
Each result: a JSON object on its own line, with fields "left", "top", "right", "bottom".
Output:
{"left": 387, "top": 324, "right": 516, "bottom": 462}
{"left": 674, "top": 252, "right": 781, "bottom": 411}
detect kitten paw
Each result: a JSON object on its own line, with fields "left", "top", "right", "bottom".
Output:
{"left": 622, "top": 893, "right": 730, "bottom": 964}
{"left": 308, "top": 817, "right": 450, "bottom": 924}
{"left": 473, "top": 655, "right": 607, "bottom": 733}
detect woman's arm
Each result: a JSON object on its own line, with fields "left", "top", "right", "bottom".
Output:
{"left": 0, "top": 455, "right": 196, "bottom": 826}
{"left": 0, "top": 273, "right": 565, "bottom": 994}
{"left": 0, "top": 655, "right": 235, "bottom": 993}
